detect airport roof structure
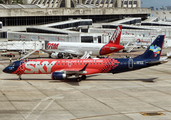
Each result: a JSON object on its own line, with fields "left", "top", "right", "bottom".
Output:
{"left": 0, "top": 4, "right": 41, "bottom": 9}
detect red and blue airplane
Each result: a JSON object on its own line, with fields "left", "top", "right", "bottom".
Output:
{"left": 3, "top": 35, "right": 167, "bottom": 82}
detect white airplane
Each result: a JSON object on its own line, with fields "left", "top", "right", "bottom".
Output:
{"left": 43, "top": 25, "right": 123, "bottom": 58}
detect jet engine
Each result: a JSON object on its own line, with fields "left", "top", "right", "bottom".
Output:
{"left": 51, "top": 72, "right": 67, "bottom": 80}
{"left": 51, "top": 52, "right": 64, "bottom": 59}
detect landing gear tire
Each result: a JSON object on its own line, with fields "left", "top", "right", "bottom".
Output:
{"left": 18, "top": 76, "right": 21, "bottom": 80}
{"left": 76, "top": 77, "right": 82, "bottom": 82}
{"left": 81, "top": 75, "right": 86, "bottom": 80}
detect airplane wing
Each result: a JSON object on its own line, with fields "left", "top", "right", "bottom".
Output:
{"left": 53, "top": 63, "right": 100, "bottom": 76}
{"left": 41, "top": 49, "right": 83, "bottom": 56}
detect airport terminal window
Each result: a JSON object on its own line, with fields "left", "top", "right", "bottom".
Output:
{"left": 81, "top": 36, "right": 93, "bottom": 43}
{"left": 124, "top": 1, "right": 128, "bottom": 4}
{"left": 133, "top": 1, "right": 137, "bottom": 4}
{"left": 129, "top": 1, "right": 132, "bottom": 4}
{"left": 86, "top": 0, "right": 90, "bottom": 4}
{"left": 0, "top": 32, "right": 7, "bottom": 38}
{"left": 96, "top": 0, "right": 99, "bottom": 4}
{"left": 101, "top": 0, "right": 104, "bottom": 4}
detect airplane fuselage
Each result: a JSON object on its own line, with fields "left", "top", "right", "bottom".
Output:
{"left": 4, "top": 58, "right": 153, "bottom": 76}
{"left": 46, "top": 42, "right": 123, "bottom": 56}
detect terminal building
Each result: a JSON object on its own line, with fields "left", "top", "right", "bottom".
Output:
{"left": 0, "top": 0, "right": 150, "bottom": 39}
{"left": 0, "top": 0, "right": 149, "bottom": 27}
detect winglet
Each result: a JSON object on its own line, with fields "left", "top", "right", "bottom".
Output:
{"left": 108, "top": 25, "right": 122, "bottom": 45}
{"left": 80, "top": 63, "right": 89, "bottom": 71}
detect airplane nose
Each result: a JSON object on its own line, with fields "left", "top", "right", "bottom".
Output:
{"left": 3, "top": 67, "right": 8, "bottom": 73}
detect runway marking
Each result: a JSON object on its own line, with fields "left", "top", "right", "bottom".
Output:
{"left": 71, "top": 111, "right": 169, "bottom": 120}
{"left": 141, "top": 112, "right": 165, "bottom": 116}
{"left": 34, "top": 100, "right": 54, "bottom": 120}
{"left": 25, "top": 94, "right": 64, "bottom": 119}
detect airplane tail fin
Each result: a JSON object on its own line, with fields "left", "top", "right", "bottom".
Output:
{"left": 108, "top": 25, "right": 122, "bottom": 45}
{"left": 135, "top": 35, "right": 165, "bottom": 60}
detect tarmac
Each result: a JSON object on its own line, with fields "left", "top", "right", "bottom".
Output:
{"left": 0, "top": 50, "right": 171, "bottom": 120}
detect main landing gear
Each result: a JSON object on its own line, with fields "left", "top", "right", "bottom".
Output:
{"left": 76, "top": 75, "right": 87, "bottom": 82}
{"left": 18, "top": 75, "right": 22, "bottom": 80}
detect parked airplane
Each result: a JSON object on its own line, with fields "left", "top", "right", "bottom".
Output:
{"left": 124, "top": 38, "right": 152, "bottom": 53}
{"left": 44, "top": 25, "right": 123, "bottom": 58}
{"left": 3, "top": 35, "right": 166, "bottom": 82}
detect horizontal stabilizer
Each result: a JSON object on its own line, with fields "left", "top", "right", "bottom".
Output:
{"left": 146, "top": 60, "right": 168, "bottom": 65}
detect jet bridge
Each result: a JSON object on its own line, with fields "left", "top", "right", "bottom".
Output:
{"left": 0, "top": 41, "right": 44, "bottom": 51}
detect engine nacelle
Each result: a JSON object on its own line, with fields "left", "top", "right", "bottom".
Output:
{"left": 51, "top": 72, "right": 67, "bottom": 80}
{"left": 51, "top": 52, "right": 63, "bottom": 59}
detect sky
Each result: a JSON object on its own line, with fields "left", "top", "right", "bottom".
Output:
{"left": 141, "top": 0, "right": 171, "bottom": 8}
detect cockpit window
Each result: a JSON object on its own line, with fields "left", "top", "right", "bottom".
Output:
{"left": 9, "top": 63, "right": 15, "bottom": 67}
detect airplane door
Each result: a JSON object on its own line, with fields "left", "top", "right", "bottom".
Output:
{"left": 128, "top": 59, "right": 133, "bottom": 69}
